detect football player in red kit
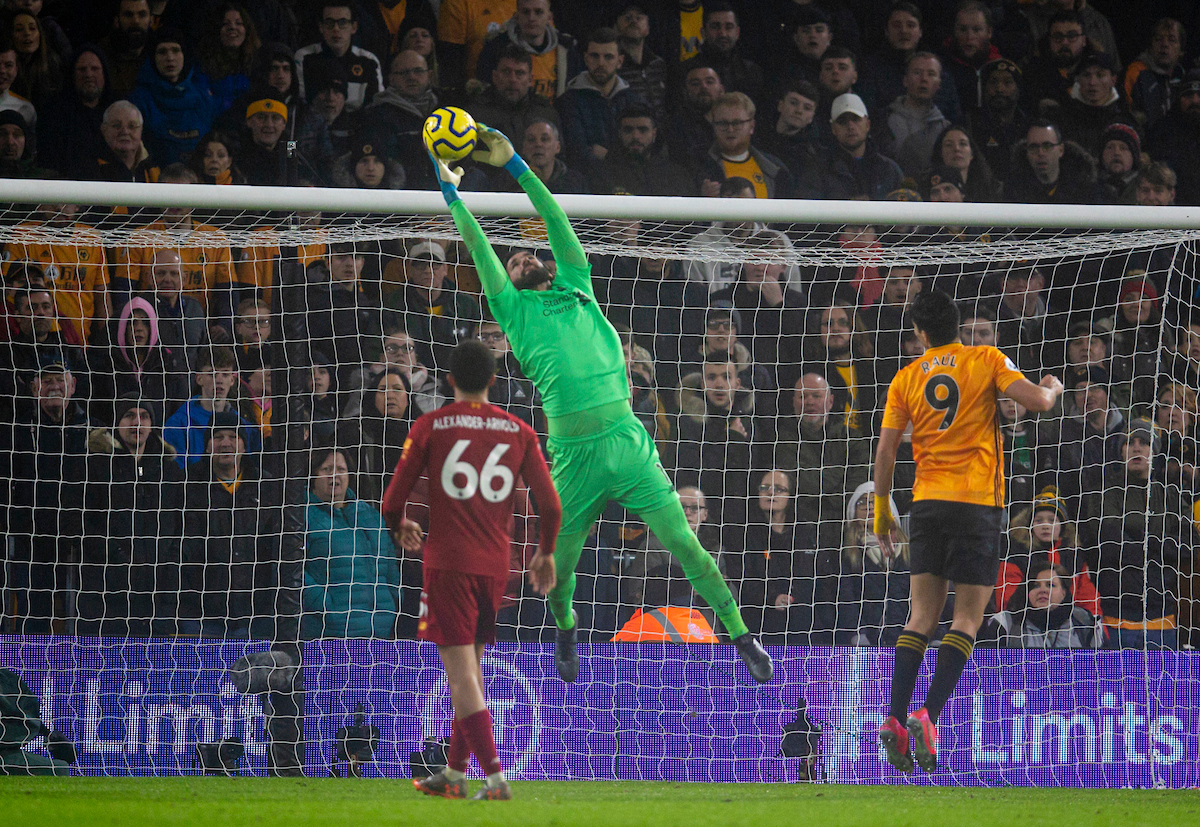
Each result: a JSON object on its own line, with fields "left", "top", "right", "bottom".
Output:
{"left": 382, "top": 339, "right": 561, "bottom": 801}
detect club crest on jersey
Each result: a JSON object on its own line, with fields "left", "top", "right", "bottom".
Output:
{"left": 920, "top": 354, "right": 957, "bottom": 373}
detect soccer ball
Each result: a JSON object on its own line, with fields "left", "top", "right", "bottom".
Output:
{"left": 423, "top": 106, "right": 478, "bottom": 162}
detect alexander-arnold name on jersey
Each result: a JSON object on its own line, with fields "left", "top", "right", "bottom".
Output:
{"left": 431, "top": 413, "right": 521, "bottom": 432}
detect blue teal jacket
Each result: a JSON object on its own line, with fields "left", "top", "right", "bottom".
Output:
{"left": 302, "top": 490, "right": 400, "bottom": 640}
{"left": 128, "top": 60, "right": 217, "bottom": 165}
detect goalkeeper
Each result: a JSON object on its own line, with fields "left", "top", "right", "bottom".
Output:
{"left": 429, "top": 125, "right": 772, "bottom": 684}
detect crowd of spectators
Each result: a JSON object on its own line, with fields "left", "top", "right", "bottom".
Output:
{"left": 0, "top": 0, "right": 1197, "bottom": 653}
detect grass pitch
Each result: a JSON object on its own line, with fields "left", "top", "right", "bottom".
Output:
{"left": 1, "top": 778, "right": 1195, "bottom": 827}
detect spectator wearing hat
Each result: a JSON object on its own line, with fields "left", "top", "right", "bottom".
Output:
{"left": 97, "top": 0, "right": 154, "bottom": 98}
{"left": 0, "top": 109, "right": 45, "bottom": 177}
{"left": 80, "top": 394, "right": 186, "bottom": 637}
{"left": 239, "top": 94, "right": 291, "bottom": 186}
{"left": 162, "top": 345, "right": 260, "bottom": 468}
{"left": 364, "top": 50, "right": 440, "bottom": 187}
{"left": 475, "top": 0, "right": 581, "bottom": 102}
{"left": 1056, "top": 51, "right": 1136, "bottom": 156}
{"left": 613, "top": 3, "right": 667, "bottom": 121}
{"left": 590, "top": 104, "right": 695, "bottom": 196}
{"left": 180, "top": 408, "right": 282, "bottom": 639}
{"left": 1134, "top": 160, "right": 1176, "bottom": 206}
{"left": 1005, "top": 120, "right": 1102, "bottom": 204}
{"left": 1092, "top": 420, "right": 1190, "bottom": 649}
{"left": 37, "top": 46, "right": 113, "bottom": 180}
{"left": 384, "top": 240, "right": 479, "bottom": 372}
{"left": 127, "top": 28, "right": 217, "bottom": 164}
{"left": 217, "top": 41, "right": 301, "bottom": 135}
{"left": 0, "top": 352, "right": 93, "bottom": 634}
{"left": 1043, "top": 364, "right": 1124, "bottom": 520}
{"left": 924, "top": 163, "right": 965, "bottom": 203}
{"left": 1123, "top": 18, "right": 1186, "bottom": 132}
{"left": 305, "top": 58, "right": 359, "bottom": 159}
{"left": 1022, "top": 10, "right": 1096, "bottom": 114}
{"left": 698, "top": 91, "right": 795, "bottom": 198}
{"left": 998, "top": 486, "right": 1102, "bottom": 616}
{"left": 878, "top": 51, "right": 952, "bottom": 177}
{"left": 811, "top": 45, "right": 857, "bottom": 142}
{"left": 1097, "top": 122, "right": 1141, "bottom": 204}
{"left": 966, "top": 57, "right": 1029, "bottom": 185}
{"left": 676, "top": 3, "right": 764, "bottom": 108}
{"left": 89, "top": 296, "right": 190, "bottom": 427}
{"left": 1146, "top": 68, "right": 1200, "bottom": 206}
{"left": 83, "top": 99, "right": 161, "bottom": 183}
{"left": 332, "top": 134, "right": 406, "bottom": 189}
{"left": 798, "top": 92, "right": 903, "bottom": 201}
{"left": 856, "top": 2, "right": 962, "bottom": 124}
{"left": 0, "top": 284, "right": 88, "bottom": 412}
{"left": 295, "top": 3, "right": 384, "bottom": 113}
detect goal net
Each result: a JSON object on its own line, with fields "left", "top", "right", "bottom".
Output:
{"left": 0, "top": 180, "right": 1196, "bottom": 787}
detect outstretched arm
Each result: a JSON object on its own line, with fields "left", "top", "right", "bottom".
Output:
{"left": 429, "top": 150, "right": 515, "bottom": 308}
{"left": 473, "top": 125, "right": 590, "bottom": 276}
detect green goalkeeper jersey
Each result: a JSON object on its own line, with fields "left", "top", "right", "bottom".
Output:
{"left": 448, "top": 170, "right": 629, "bottom": 419}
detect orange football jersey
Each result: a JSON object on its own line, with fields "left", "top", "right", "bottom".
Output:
{"left": 882, "top": 343, "right": 1025, "bottom": 508}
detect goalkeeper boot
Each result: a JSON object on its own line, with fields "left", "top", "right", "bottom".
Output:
{"left": 906, "top": 708, "right": 938, "bottom": 773}
{"left": 733, "top": 633, "right": 773, "bottom": 683}
{"left": 413, "top": 769, "right": 467, "bottom": 799}
{"left": 555, "top": 610, "right": 579, "bottom": 683}
{"left": 470, "top": 779, "right": 513, "bottom": 801}
{"left": 879, "top": 716, "right": 914, "bottom": 773}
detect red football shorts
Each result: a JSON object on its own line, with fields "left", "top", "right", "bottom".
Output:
{"left": 418, "top": 568, "right": 508, "bottom": 646}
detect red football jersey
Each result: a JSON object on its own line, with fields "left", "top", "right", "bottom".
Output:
{"left": 381, "top": 400, "right": 560, "bottom": 579}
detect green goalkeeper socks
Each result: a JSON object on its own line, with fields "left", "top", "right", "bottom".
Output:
{"left": 641, "top": 502, "right": 749, "bottom": 639}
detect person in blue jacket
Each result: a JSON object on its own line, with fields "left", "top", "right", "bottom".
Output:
{"left": 127, "top": 27, "right": 217, "bottom": 164}
{"left": 302, "top": 446, "right": 400, "bottom": 639}
{"left": 163, "top": 345, "right": 260, "bottom": 467}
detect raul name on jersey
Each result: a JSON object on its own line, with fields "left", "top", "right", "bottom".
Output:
{"left": 920, "top": 353, "right": 957, "bottom": 373}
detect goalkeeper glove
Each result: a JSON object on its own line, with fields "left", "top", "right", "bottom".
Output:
{"left": 472, "top": 123, "right": 529, "bottom": 178}
{"left": 428, "top": 150, "right": 464, "bottom": 206}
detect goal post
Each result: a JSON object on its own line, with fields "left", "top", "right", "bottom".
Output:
{"left": 0, "top": 179, "right": 1196, "bottom": 786}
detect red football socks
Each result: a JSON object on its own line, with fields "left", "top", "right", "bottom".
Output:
{"left": 459, "top": 709, "right": 502, "bottom": 776}
{"left": 448, "top": 717, "right": 469, "bottom": 773}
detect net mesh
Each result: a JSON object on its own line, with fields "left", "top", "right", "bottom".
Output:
{"left": 0, "top": 193, "right": 1196, "bottom": 785}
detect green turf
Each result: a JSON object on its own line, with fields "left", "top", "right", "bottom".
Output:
{"left": 0, "top": 778, "right": 1196, "bottom": 827}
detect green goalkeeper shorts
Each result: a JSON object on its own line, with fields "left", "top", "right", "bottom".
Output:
{"left": 546, "top": 411, "right": 679, "bottom": 534}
